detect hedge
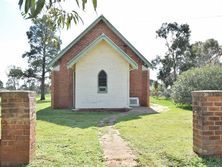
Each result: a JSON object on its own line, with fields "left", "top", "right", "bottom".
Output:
{"left": 172, "top": 65, "right": 222, "bottom": 105}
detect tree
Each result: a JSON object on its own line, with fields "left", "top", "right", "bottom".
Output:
{"left": 22, "top": 68, "right": 38, "bottom": 90}
{"left": 5, "top": 66, "right": 39, "bottom": 91}
{"left": 153, "top": 22, "right": 191, "bottom": 87}
{"left": 20, "top": 81, "right": 38, "bottom": 91}
{"left": 0, "top": 80, "right": 4, "bottom": 89}
{"left": 23, "top": 15, "right": 61, "bottom": 100}
{"left": 6, "top": 66, "right": 23, "bottom": 90}
{"left": 18, "top": 0, "right": 97, "bottom": 29}
{"left": 152, "top": 55, "right": 174, "bottom": 88}
{"left": 6, "top": 79, "right": 17, "bottom": 90}
{"left": 154, "top": 81, "right": 158, "bottom": 97}
{"left": 190, "top": 39, "right": 222, "bottom": 67}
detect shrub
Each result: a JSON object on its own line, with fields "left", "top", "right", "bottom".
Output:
{"left": 159, "top": 87, "right": 172, "bottom": 98}
{"left": 172, "top": 65, "right": 222, "bottom": 105}
{"left": 151, "top": 82, "right": 172, "bottom": 98}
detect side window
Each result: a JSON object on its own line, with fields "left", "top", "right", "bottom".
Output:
{"left": 98, "top": 70, "right": 107, "bottom": 93}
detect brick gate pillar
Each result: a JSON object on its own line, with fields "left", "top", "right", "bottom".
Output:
{"left": 0, "top": 91, "right": 36, "bottom": 167}
{"left": 192, "top": 90, "right": 222, "bottom": 156}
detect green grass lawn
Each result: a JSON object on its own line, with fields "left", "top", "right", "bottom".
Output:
{"left": 115, "top": 97, "right": 222, "bottom": 167}
{"left": 28, "top": 95, "right": 222, "bottom": 167}
{"left": 28, "top": 96, "right": 113, "bottom": 167}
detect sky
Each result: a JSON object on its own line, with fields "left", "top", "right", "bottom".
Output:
{"left": 1, "top": 0, "right": 222, "bottom": 84}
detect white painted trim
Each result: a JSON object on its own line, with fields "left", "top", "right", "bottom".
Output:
{"left": 73, "top": 70, "right": 75, "bottom": 108}
{"left": 67, "top": 34, "right": 138, "bottom": 70}
{"left": 127, "top": 64, "right": 130, "bottom": 106}
{"left": 48, "top": 15, "right": 152, "bottom": 68}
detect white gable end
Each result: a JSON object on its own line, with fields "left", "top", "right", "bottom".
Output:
{"left": 75, "top": 40, "right": 130, "bottom": 108}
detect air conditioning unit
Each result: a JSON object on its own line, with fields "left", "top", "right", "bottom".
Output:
{"left": 129, "top": 97, "right": 140, "bottom": 107}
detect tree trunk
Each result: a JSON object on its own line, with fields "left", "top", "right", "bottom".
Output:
{"left": 173, "top": 64, "right": 177, "bottom": 81}
{"left": 40, "top": 51, "right": 46, "bottom": 100}
{"left": 172, "top": 53, "right": 177, "bottom": 82}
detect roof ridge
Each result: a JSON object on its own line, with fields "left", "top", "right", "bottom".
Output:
{"left": 48, "top": 15, "right": 152, "bottom": 68}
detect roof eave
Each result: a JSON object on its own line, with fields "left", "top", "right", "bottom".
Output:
{"left": 49, "top": 15, "right": 151, "bottom": 68}
{"left": 48, "top": 15, "right": 106, "bottom": 68}
{"left": 100, "top": 16, "right": 152, "bottom": 68}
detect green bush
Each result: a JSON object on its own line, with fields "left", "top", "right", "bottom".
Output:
{"left": 158, "top": 86, "right": 172, "bottom": 98}
{"left": 172, "top": 65, "right": 222, "bottom": 104}
{"left": 150, "top": 83, "right": 172, "bottom": 98}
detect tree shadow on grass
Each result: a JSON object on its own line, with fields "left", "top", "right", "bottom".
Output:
{"left": 114, "top": 108, "right": 159, "bottom": 126}
{"left": 36, "top": 100, "right": 51, "bottom": 104}
{"left": 159, "top": 151, "right": 222, "bottom": 167}
{"left": 200, "top": 156, "right": 222, "bottom": 167}
{"left": 176, "top": 104, "right": 192, "bottom": 111}
{"left": 36, "top": 106, "right": 159, "bottom": 129}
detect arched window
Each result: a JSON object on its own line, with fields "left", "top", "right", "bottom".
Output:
{"left": 98, "top": 70, "right": 107, "bottom": 93}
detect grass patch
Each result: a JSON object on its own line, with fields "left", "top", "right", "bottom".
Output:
{"left": 114, "top": 97, "right": 222, "bottom": 167}
{"left": 25, "top": 95, "right": 222, "bottom": 166}
{"left": 28, "top": 96, "right": 113, "bottom": 167}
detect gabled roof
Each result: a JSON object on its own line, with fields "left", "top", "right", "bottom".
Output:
{"left": 48, "top": 15, "right": 152, "bottom": 68}
{"left": 67, "top": 34, "right": 138, "bottom": 69}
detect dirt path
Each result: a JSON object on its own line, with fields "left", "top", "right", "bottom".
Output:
{"left": 99, "top": 115, "right": 138, "bottom": 167}
{"left": 150, "top": 104, "right": 169, "bottom": 113}
{"left": 98, "top": 105, "right": 168, "bottom": 167}
{"left": 99, "top": 126, "right": 137, "bottom": 167}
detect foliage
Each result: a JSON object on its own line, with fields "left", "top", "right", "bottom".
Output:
{"left": 6, "top": 66, "right": 23, "bottom": 90}
{"left": 6, "top": 79, "right": 16, "bottom": 90}
{"left": 23, "top": 15, "right": 61, "bottom": 100}
{"left": 153, "top": 23, "right": 222, "bottom": 88}
{"left": 172, "top": 65, "right": 222, "bottom": 105}
{"left": 115, "top": 97, "right": 222, "bottom": 166}
{"left": 21, "top": 68, "right": 39, "bottom": 90}
{"left": 151, "top": 82, "right": 171, "bottom": 98}
{"left": 152, "top": 22, "right": 191, "bottom": 87}
{"left": 0, "top": 80, "right": 3, "bottom": 89}
{"left": 158, "top": 86, "right": 172, "bottom": 98}
{"left": 8, "top": 66, "right": 23, "bottom": 79}
{"left": 153, "top": 81, "right": 158, "bottom": 97}
{"left": 18, "top": 0, "right": 97, "bottom": 29}
{"left": 153, "top": 56, "right": 174, "bottom": 87}
{"left": 190, "top": 39, "right": 222, "bottom": 67}
{"left": 20, "top": 80, "right": 38, "bottom": 91}
{"left": 5, "top": 65, "right": 40, "bottom": 91}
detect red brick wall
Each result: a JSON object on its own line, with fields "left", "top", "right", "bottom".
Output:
{"left": 192, "top": 90, "right": 222, "bottom": 156}
{"left": 51, "top": 68, "right": 73, "bottom": 109}
{"left": 142, "top": 70, "right": 150, "bottom": 107}
{"left": 52, "top": 20, "right": 150, "bottom": 108}
{"left": 0, "top": 91, "right": 36, "bottom": 166}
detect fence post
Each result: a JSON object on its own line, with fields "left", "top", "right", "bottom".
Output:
{"left": 0, "top": 91, "right": 36, "bottom": 167}
{"left": 192, "top": 90, "right": 222, "bottom": 156}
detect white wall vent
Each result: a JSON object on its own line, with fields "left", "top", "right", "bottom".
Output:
{"left": 129, "top": 97, "right": 140, "bottom": 107}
